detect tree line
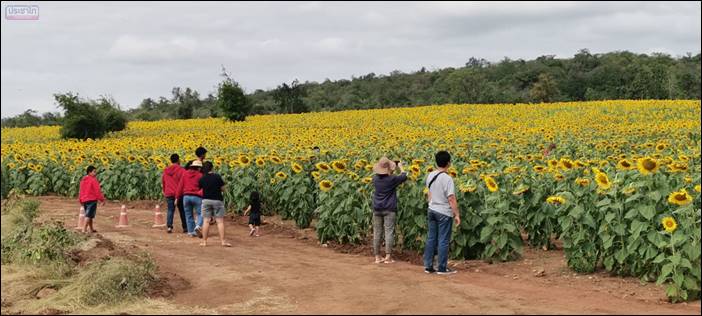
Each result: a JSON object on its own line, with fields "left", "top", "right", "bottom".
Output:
{"left": 2, "top": 49, "right": 700, "bottom": 130}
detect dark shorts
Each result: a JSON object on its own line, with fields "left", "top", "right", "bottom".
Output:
{"left": 83, "top": 201, "right": 98, "bottom": 219}
{"left": 248, "top": 214, "right": 261, "bottom": 226}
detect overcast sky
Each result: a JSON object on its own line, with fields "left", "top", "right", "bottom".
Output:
{"left": 1, "top": 1, "right": 700, "bottom": 118}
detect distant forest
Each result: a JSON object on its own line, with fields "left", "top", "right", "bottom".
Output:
{"left": 2, "top": 49, "right": 700, "bottom": 128}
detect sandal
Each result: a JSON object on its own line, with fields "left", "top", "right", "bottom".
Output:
{"left": 374, "top": 258, "right": 384, "bottom": 264}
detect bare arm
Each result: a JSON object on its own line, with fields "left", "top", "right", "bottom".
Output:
{"left": 448, "top": 194, "right": 460, "bottom": 226}
{"left": 243, "top": 205, "right": 251, "bottom": 215}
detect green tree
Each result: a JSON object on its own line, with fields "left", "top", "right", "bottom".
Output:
{"left": 217, "top": 67, "right": 251, "bottom": 121}
{"left": 529, "top": 73, "right": 560, "bottom": 102}
{"left": 273, "top": 80, "right": 308, "bottom": 114}
{"left": 56, "top": 93, "right": 106, "bottom": 140}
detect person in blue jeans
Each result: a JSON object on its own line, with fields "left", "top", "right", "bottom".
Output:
{"left": 423, "top": 151, "right": 461, "bottom": 275}
{"left": 176, "top": 160, "right": 204, "bottom": 237}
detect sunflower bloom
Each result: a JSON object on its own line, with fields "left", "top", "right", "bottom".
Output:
{"left": 695, "top": 184, "right": 701, "bottom": 193}
{"left": 668, "top": 189, "right": 692, "bottom": 206}
{"left": 546, "top": 196, "right": 566, "bottom": 205}
{"left": 255, "top": 158, "right": 266, "bottom": 167}
{"left": 622, "top": 187, "right": 636, "bottom": 195}
{"left": 332, "top": 161, "right": 347, "bottom": 173}
{"left": 291, "top": 162, "right": 303, "bottom": 174}
{"left": 316, "top": 162, "right": 331, "bottom": 172}
{"left": 483, "top": 176, "right": 498, "bottom": 192}
{"left": 311, "top": 171, "right": 321, "bottom": 180}
{"left": 594, "top": 171, "right": 612, "bottom": 190}
{"left": 239, "top": 155, "right": 251, "bottom": 166}
{"left": 617, "top": 159, "right": 634, "bottom": 171}
{"left": 319, "top": 180, "right": 333, "bottom": 192}
{"left": 275, "top": 171, "right": 288, "bottom": 180}
{"left": 661, "top": 216, "right": 677, "bottom": 233}
{"left": 636, "top": 157, "right": 659, "bottom": 175}
{"left": 361, "top": 177, "right": 372, "bottom": 184}
{"left": 575, "top": 178, "right": 590, "bottom": 186}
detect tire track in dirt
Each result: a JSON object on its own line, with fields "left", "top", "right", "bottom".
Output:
{"left": 37, "top": 196, "right": 700, "bottom": 314}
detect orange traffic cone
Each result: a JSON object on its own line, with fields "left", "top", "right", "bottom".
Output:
{"left": 152, "top": 204, "right": 166, "bottom": 228}
{"left": 75, "top": 206, "right": 86, "bottom": 229}
{"left": 115, "top": 205, "right": 129, "bottom": 228}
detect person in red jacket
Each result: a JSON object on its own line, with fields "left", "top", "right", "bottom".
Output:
{"left": 162, "top": 154, "right": 187, "bottom": 234}
{"left": 79, "top": 165, "right": 105, "bottom": 234}
{"left": 176, "top": 160, "right": 204, "bottom": 238}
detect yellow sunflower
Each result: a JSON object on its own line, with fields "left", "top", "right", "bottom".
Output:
{"left": 316, "top": 162, "right": 331, "bottom": 172}
{"left": 533, "top": 165, "right": 546, "bottom": 173}
{"left": 275, "top": 171, "right": 288, "bottom": 180}
{"left": 239, "top": 155, "right": 251, "bottom": 166}
{"left": 361, "top": 177, "right": 372, "bottom": 184}
{"left": 332, "top": 160, "right": 347, "bottom": 173}
{"left": 255, "top": 158, "right": 266, "bottom": 167}
{"left": 683, "top": 176, "right": 692, "bottom": 184}
{"left": 661, "top": 216, "right": 677, "bottom": 233}
{"left": 512, "top": 184, "right": 529, "bottom": 195}
{"left": 412, "top": 159, "right": 425, "bottom": 165}
{"left": 483, "top": 176, "right": 498, "bottom": 192}
{"left": 548, "top": 159, "right": 559, "bottom": 169}
{"left": 291, "top": 162, "right": 303, "bottom": 174}
{"left": 311, "top": 171, "right": 321, "bottom": 180}
{"left": 622, "top": 187, "right": 636, "bottom": 195}
{"left": 319, "top": 180, "right": 334, "bottom": 192}
{"left": 617, "top": 159, "right": 634, "bottom": 171}
{"left": 546, "top": 196, "right": 566, "bottom": 205}
{"left": 270, "top": 156, "right": 283, "bottom": 164}
{"left": 636, "top": 157, "right": 659, "bottom": 175}
{"left": 594, "top": 171, "right": 612, "bottom": 190}
{"left": 411, "top": 164, "right": 421, "bottom": 174}
{"left": 575, "top": 178, "right": 590, "bottom": 186}
{"left": 347, "top": 171, "right": 359, "bottom": 181}
{"left": 667, "top": 189, "right": 692, "bottom": 206}
{"left": 559, "top": 158, "right": 574, "bottom": 170}
{"left": 695, "top": 184, "right": 701, "bottom": 193}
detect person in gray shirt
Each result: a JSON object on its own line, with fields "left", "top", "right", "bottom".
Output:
{"left": 423, "top": 151, "right": 461, "bottom": 275}
{"left": 372, "top": 157, "right": 407, "bottom": 264}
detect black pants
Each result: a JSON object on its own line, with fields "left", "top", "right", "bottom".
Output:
{"left": 166, "top": 197, "right": 187, "bottom": 232}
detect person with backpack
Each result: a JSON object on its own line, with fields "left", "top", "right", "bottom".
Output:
{"left": 423, "top": 151, "right": 461, "bottom": 275}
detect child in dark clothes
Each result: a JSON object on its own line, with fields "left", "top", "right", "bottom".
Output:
{"left": 243, "top": 191, "right": 262, "bottom": 237}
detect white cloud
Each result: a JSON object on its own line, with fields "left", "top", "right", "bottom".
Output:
{"left": 1, "top": 1, "right": 700, "bottom": 117}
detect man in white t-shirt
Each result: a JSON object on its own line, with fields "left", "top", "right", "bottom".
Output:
{"left": 423, "top": 151, "right": 461, "bottom": 274}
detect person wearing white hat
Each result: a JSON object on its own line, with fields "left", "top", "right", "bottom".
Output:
{"left": 371, "top": 156, "right": 407, "bottom": 264}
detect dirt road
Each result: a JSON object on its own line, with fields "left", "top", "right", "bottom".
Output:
{"left": 36, "top": 196, "right": 700, "bottom": 314}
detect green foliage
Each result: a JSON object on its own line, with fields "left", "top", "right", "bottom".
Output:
{"left": 217, "top": 69, "right": 251, "bottom": 122}
{"left": 7, "top": 50, "right": 698, "bottom": 126}
{"left": 272, "top": 80, "right": 308, "bottom": 114}
{"left": 55, "top": 93, "right": 128, "bottom": 140}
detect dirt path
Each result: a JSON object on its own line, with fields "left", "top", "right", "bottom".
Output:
{"left": 36, "top": 196, "right": 700, "bottom": 314}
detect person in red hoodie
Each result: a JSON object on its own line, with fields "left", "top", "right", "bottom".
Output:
{"left": 176, "top": 159, "right": 204, "bottom": 238}
{"left": 163, "top": 154, "right": 187, "bottom": 234}
{"left": 79, "top": 165, "right": 105, "bottom": 234}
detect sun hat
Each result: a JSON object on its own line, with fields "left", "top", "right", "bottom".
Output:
{"left": 372, "top": 157, "right": 396, "bottom": 175}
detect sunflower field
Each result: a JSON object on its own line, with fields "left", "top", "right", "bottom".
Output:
{"left": 1, "top": 100, "right": 701, "bottom": 301}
